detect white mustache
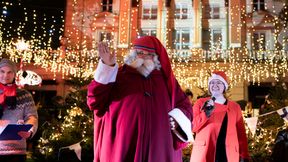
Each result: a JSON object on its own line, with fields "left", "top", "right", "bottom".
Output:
{"left": 123, "top": 50, "right": 161, "bottom": 77}
{"left": 136, "top": 59, "right": 156, "bottom": 77}
{"left": 129, "top": 58, "right": 144, "bottom": 69}
{"left": 128, "top": 58, "right": 156, "bottom": 77}
{"left": 143, "top": 59, "right": 155, "bottom": 72}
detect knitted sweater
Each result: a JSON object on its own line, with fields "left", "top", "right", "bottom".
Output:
{"left": 0, "top": 89, "right": 38, "bottom": 155}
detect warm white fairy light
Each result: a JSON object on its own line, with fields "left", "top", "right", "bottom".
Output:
{"left": 16, "top": 70, "right": 42, "bottom": 86}
{"left": 0, "top": 0, "right": 288, "bottom": 91}
{"left": 15, "top": 38, "right": 29, "bottom": 51}
{"left": 37, "top": 104, "right": 93, "bottom": 155}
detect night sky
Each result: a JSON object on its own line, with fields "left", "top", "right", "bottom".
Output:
{"left": 21, "top": 0, "right": 66, "bottom": 9}
{"left": 1, "top": 0, "right": 66, "bottom": 49}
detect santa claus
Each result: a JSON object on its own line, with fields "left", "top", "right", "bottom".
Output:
{"left": 87, "top": 36, "right": 193, "bottom": 162}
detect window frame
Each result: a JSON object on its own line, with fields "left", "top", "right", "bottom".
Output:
{"left": 211, "top": 29, "right": 222, "bottom": 49}
{"left": 141, "top": 29, "right": 157, "bottom": 37}
{"left": 100, "top": 32, "right": 113, "bottom": 42}
{"left": 102, "top": 0, "right": 113, "bottom": 12}
{"left": 175, "top": 3, "right": 188, "bottom": 19}
{"left": 174, "top": 29, "right": 191, "bottom": 50}
{"left": 203, "top": 4, "right": 220, "bottom": 19}
{"left": 142, "top": 4, "right": 158, "bottom": 20}
{"left": 252, "top": 32, "right": 266, "bottom": 50}
{"left": 253, "top": 0, "right": 265, "bottom": 11}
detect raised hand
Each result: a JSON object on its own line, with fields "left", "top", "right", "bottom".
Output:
{"left": 98, "top": 42, "right": 116, "bottom": 66}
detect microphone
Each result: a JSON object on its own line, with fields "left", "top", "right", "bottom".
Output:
{"left": 211, "top": 96, "right": 216, "bottom": 102}
{"left": 201, "top": 96, "right": 216, "bottom": 111}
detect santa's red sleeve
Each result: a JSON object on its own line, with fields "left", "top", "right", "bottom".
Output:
{"left": 168, "top": 81, "right": 193, "bottom": 149}
{"left": 87, "top": 60, "right": 118, "bottom": 115}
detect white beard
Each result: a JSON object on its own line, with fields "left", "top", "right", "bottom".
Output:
{"left": 136, "top": 59, "right": 156, "bottom": 77}
{"left": 124, "top": 50, "right": 161, "bottom": 77}
{"left": 128, "top": 58, "right": 156, "bottom": 77}
{"left": 129, "top": 58, "right": 144, "bottom": 69}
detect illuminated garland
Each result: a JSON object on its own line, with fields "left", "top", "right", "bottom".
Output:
{"left": 0, "top": 1, "right": 288, "bottom": 90}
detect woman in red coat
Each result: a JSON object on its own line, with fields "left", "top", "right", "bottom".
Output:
{"left": 190, "top": 71, "right": 250, "bottom": 162}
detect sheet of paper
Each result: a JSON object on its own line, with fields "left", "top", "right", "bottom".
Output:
{"left": 0, "top": 124, "right": 32, "bottom": 140}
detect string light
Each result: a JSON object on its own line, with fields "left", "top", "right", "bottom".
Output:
{"left": 8, "top": 0, "right": 284, "bottom": 157}
{"left": 1, "top": 1, "right": 288, "bottom": 89}
{"left": 37, "top": 105, "right": 93, "bottom": 155}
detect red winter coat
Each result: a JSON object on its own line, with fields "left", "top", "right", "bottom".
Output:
{"left": 87, "top": 65, "right": 192, "bottom": 162}
{"left": 190, "top": 97, "right": 250, "bottom": 162}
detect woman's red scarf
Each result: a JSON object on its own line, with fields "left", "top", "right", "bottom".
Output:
{"left": 0, "top": 83, "right": 17, "bottom": 118}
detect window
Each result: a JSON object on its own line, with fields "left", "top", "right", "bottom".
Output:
{"left": 100, "top": 32, "right": 113, "bottom": 42}
{"left": 203, "top": 5, "right": 220, "bottom": 19}
{"left": 211, "top": 5, "right": 220, "bottom": 19}
{"left": 253, "top": 32, "right": 266, "bottom": 50}
{"left": 142, "top": 4, "right": 157, "bottom": 20}
{"left": 141, "top": 29, "right": 157, "bottom": 37}
{"left": 173, "top": 29, "right": 190, "bottom": 50}
{"left": 253, "top": 0, "right": 265, "bottom": 11}
{"left": 202, "top": 29, "right": 222, "bottom": 50}
{"left": 212, "top": 29, "right": 222, "bottom": 49}
{"left": 102, "top": 0, "right": 113, "bottom": 12}
{"left": 175, "top": 4, "right": 188, "bottom": 19}
{"left": 202, "top": 29, "right": 210, "bottom": 50}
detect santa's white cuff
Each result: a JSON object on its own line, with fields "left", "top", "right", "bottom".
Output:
{"left": 169, "top": 108, "right": 193, "bottom": 142}
{"left": 94, "top": 60, "right": 118, "bottom": 84}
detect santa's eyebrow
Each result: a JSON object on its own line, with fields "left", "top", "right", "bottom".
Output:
{"left": 136, "top": 51, "right": 144, "bottom": 54}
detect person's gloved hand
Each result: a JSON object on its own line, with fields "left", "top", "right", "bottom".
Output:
{"left": 169, "top": 117, "right": 179, "bottom": 131}
{"left": 202, "top": 98, "right": 215, "bottom": 117}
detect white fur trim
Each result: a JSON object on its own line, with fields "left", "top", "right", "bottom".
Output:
{"left": 94, "top": 60, "right": 118, "bottom": 84}
{"left": 168, "top": 108, "right": 193, "bottom": 142}
{"left": 208, "top": 74, "right": 229, "bottom": 90}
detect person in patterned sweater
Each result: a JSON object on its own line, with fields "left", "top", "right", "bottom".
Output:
{"left": 0, "top": 58, "right": 38, "bottom": 162}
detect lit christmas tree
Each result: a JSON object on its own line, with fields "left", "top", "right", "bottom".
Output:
{"left": 33, "top": 75, "right": 94, "bottom": 162}
{"left": 247, "top": 78, "right": 287, "bottom": 161}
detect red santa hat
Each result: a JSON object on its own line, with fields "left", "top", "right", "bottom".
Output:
{"left": 132, "top": 36, "right": 176, "bottom": 107}
{"left": 208, "top": 71, "right": 229, "bottom": 91}
{"left": 132, "top": 39, "right": 156, "bottom": 53}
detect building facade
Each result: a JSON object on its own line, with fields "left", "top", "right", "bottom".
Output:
{"left": 62, "top": 0, "right": 287, "bottom": 104}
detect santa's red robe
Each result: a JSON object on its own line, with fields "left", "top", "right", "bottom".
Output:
{"left": 87, "top": 64, "right": 192, "bottom": 162}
